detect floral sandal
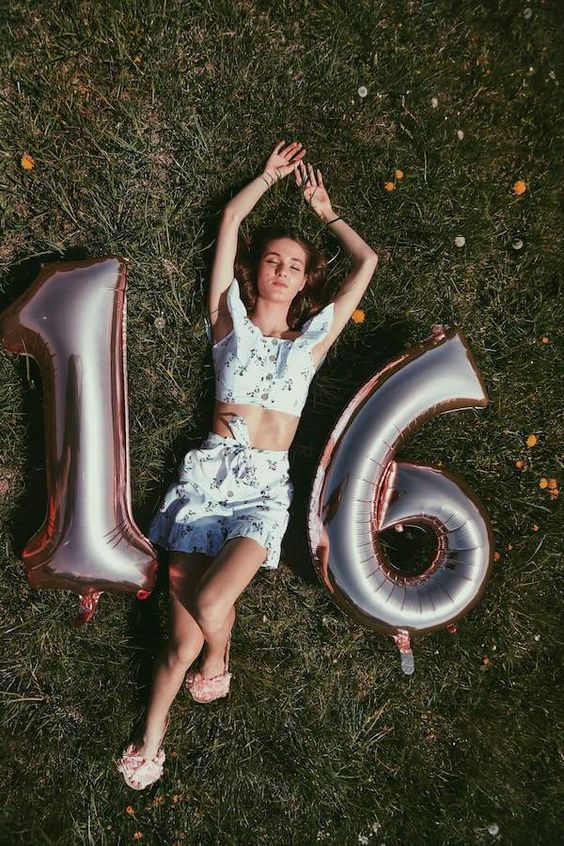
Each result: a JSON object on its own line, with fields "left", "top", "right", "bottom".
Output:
{"left": 186, "top": 633, "right": 232, "bottom": 703}
{"left": 116, "top": 715, "right": 170, "bottom": 790}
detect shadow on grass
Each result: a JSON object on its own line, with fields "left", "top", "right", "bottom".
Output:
{"left": 284, "top": 317, "right": 414, "bottom": 581}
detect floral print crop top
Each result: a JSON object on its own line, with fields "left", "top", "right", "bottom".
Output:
{"left": 204, "top": 277, "right": 335, "bottom": 418}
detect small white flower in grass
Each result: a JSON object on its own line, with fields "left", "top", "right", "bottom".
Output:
{"left": 487, "top": 822, "right": 500, "bottom": 836}
{"left": 454, "top": 235, "right": 466, "bottom": 247}
{"left": 457, "top": 129, "right": 464, "bottom": 140}
{"left": 512, "top": 239, "right": 524, "bottom": 250}
{"left": 523, "top": 7, "right": 532, "bottom": 20}
{"left": 534, "top": 633, "right": 541, "bottom": 641}
{"left": 154, "top": 316, "right": 166, "bottom": 330}
{"left": 431, "top": 96, "right": 439, "bottom": 108}
{"left": 548, "top": 70, "right": 556, "bottom": 80}
{"left": 358, "top": 835, "right": 369, "bottom": 845}
{"left": 358, "top": 85, "right": 368, "bottom": 98}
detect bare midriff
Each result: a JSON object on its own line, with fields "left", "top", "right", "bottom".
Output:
{"left": 212, "top": 400, "right": 301, "bottom": 451}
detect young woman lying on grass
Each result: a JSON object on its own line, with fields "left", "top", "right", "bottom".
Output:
{"left": 117, "top": 140, "right": 378, "bottom": 789}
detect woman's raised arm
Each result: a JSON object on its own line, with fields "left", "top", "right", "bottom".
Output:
{"left": 295, "top": 159, "right": 378, "bottom": 356}
{"left": 208, "top": 141, "right": 307, "bottom": 335}
{"left": 224, "top": 141, "right": 307, "bottom": 222}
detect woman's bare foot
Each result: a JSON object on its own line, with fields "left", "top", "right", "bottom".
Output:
{"left": 133, "top": 714, "right": 168, "bottom": 761}
{"left": 198, "top": 655, "right": 227, "bottom": 679}
{"left": 198, "top": 641, "right": 229, "bottom": 679}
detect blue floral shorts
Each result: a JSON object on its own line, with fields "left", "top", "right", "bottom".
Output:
{"left": 148, "top": 415, "right": 294, "bottom": 569}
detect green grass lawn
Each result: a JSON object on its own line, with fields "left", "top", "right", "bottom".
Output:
{"left": 1, "top": 1, "right": 562, "bottom": 843}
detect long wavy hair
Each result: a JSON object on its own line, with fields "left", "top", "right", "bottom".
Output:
{"left": 234, "top": 224, "right": 330, "bottom": 331}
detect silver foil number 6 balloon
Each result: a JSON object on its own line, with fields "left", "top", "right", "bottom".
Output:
{"left": 307, "top": 326, "right": 494, "bottom": 673}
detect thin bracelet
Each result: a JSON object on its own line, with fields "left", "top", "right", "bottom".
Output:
{"left": 326, "top": 216, "right": 342, "bottom": 225}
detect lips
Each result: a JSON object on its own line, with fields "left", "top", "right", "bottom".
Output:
{"left": 273, "top": 280, "right": 289, "bottom": 287}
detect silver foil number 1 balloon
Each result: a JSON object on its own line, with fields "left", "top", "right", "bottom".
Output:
{"left": 0, "top": 257, "right": 157, "bottom": 622}
{"left": 307, "top": 325, "right": 493, "bottom": 673}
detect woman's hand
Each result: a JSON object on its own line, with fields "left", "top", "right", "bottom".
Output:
{"left": 295, "top": 161, "right": 334, "bottom": 220}
{"left": 262, "top": 141, "right": 306, "bottom": 185}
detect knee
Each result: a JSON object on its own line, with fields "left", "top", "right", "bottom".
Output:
{"left": 168, "top": 636, "right": 204, "bottom": 670}
{"left": 192, "top": 594, "right": 233, "bottom": 634}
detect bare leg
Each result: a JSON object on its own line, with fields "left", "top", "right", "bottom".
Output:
{"left": 193, "top": 536, "right": 269, "bottom": 678}
{"left": 130, "top": 550, "right": 213, "bottom": 776}
{"left": 126, "top": 537, "right": 268, "bottom": 786}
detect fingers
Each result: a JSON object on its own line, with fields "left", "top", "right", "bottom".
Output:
{"left": 306, "top": 161, "right": 318, "bottom": 187}
{"left": 281, "top": 140, "right": 306, "bottom": 159}
{"left": 295, "top": 160, "right": 325, "bottom": 192}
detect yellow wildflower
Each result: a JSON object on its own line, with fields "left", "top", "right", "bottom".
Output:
{"left": 351, "top": 309, "right": 365, "bottom": 323}
{"left": 547, "top": 478, "right": 558, "bottom": 489}
{"left": 20, "top": 152, "right": 35, "bottom": 170}
{"left": 515, "top": 459, "right": 524, "bottom": 469}
{"left": 513, "top": 180, "right": 527, "bottom": 195}
{"left": 526, "top": 433, "right": 538, "bottom": 447}
{"left": 125, "top": 806, "right": 135, "bottom": 816}
{"left": 395, "top": 169, "right": 404, "bottom": 179}
{"left": 384, "top": 181, "right": 395, "bottom": 192}
{"left": 539, "top": 478, "right": 548, "bottom": 489}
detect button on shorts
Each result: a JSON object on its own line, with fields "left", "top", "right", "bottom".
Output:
{"left": 148, "top": 415, "right": 294, "bottom": 569}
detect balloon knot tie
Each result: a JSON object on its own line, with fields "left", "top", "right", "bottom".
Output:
{"left": 75, "top": 589, "right": 103, "bottom": 626}
{"left": 392, "top": 629, "right": 415, "bottom": 675}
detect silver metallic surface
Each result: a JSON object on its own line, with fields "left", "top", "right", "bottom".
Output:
{"left": 0, "top": 257, "right": 157, "bottom": 610}
{"left": 308, "top": 327, "right": 493, "bottom": 637}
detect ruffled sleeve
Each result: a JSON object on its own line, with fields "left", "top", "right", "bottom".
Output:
{"left": 205, "top": 278, "right": 252, "bottom": 359}
{"left": 288, "top": 301, "right": 335, "bottom": 369}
